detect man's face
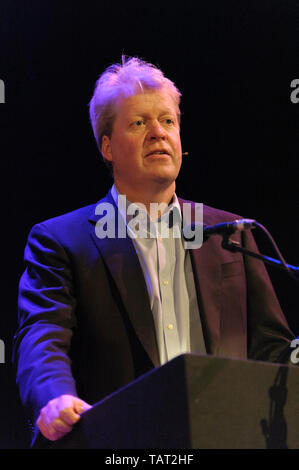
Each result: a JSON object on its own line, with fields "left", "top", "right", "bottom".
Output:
{"left": 101, "top": 89, "right": 182, "bottom": 195}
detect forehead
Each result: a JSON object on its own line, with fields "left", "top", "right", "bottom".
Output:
{"left": 115, "top": 89, "right": 178, "bottom": 118}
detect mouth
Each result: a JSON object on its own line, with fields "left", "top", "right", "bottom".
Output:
{"left": 145, "top": 149, "right": 171, "bottom": 158}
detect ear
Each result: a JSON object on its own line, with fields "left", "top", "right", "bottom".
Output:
{"left": 101, "top": 135, "right": 113, "bottom": 162}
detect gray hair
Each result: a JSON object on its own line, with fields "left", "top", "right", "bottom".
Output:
{"left": 89, "top": 56, "right": 181, "bottom": 171}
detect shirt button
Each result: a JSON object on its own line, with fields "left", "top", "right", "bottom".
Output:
{"left": 163, "top": 280, "right": 169, "bottom": 286}
{"left": 167, "top": 324, "right": 174, "bottom": 330}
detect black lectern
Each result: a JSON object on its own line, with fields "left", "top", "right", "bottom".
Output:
{"left": 48, "top": 354, "right": 299, "bottom": 449}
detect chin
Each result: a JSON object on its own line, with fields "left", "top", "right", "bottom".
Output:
{"left": 150, "top": 171, "right": 178, "bottom": 186}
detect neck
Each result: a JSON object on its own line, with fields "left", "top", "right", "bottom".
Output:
{"left": 114, "top": 180, "right": 176, "bottom": 214}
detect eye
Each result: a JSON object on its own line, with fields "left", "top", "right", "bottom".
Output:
{"left": 134, "top": 119, "right": 144, "bottom": 127}
{"left": 164, "top": 117, "right": 175, "bottom": 125}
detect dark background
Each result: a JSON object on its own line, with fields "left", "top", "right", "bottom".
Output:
{"left": 0, "top": 0, "right": 298, "bottom": 448}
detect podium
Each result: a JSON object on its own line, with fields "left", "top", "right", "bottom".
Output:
{"left": 47, "top": 354, "right": 299, "bottom": 449}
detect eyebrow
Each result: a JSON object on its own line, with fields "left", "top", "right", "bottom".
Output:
{"left": 129, "top": 109, "right": 177, "bottom": 118}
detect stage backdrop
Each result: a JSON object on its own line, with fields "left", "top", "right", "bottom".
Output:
{"left": 0, "top": 0, "right": 298, "bottom": 448}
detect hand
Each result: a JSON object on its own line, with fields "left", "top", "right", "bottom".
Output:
{"left": 36, "top": 394, "right": 92, "bottom": 441}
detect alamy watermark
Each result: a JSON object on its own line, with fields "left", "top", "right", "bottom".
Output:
{"left": 94, "top": 197, "right": 204, "bottom": 249}
{"left": 0, "top": 339, "right": 4, "bottom": 363}
{"left": 0, "top": 79, "right": 5, "bottom": 103}
{"left": 290, "top": 79, "right": 299, "bottom": 104}
{"left": 290, "top": 337, "right": 299, "bottom": 364}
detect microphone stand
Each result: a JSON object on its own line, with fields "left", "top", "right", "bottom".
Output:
{"left": 221, "top": 236, "right": 299, "bottom": 281}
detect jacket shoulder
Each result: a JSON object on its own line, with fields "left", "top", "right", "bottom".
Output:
{"left": 178, "top": 197, "right": 242, "bottom": 225}
{"left": 31, "top": 203, "right": 95, "bottom": 235}
{"left": 27, "top": 201, "right": 103, "bottom": 251}
{"left": 203, "top": 203, "right": 242, "bottom": 225}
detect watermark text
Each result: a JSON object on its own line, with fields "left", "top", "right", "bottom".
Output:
{"left": 0, "top": 79, "right": 5, "bottom": 103}
{"left": 290, "top": 337, "right": 299, "bottom": 364}
{"left": 94, "top": 197, "right": 204, "bottom": 249}
{"left": 290, "top": 79, "right": 299, "bottom": 104}
{"left": 0, "top": 339, "right": 4, "bottom": 363}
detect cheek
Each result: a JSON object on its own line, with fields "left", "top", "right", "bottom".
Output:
{"left": 111, "top": 135, "right": 132, "bottom": 157}
{"left": 170, "top": 128, "right": 181, "bottom": 144}
{"left": 123, "top": 136, "right": 144, "bottom": 157}
{"left": 172, "top": 133, "right": 182, "bottom": 154}
{"left": 111, "top": 135, "right": 143, "bottom": 168}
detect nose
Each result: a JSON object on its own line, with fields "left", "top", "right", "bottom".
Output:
{"left": 147, "top": 120, "right": 167, "bottom": 140}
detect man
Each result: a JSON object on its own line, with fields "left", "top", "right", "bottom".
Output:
{"left": 13, "top": 56, "right": 294, "bottom": 445}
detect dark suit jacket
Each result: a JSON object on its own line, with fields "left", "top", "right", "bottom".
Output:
{"left": 13, "top": 190, "right": 294, "bottom": 432}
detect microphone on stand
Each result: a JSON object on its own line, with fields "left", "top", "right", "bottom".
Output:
{"left": 202, "top": 219, "right": 256, "bottom": 240}
{"left": 182, "top": 219, "right": 256, "bottom": 243}
{"left": 182, "top": 217, "right": 299, "bottom": 281}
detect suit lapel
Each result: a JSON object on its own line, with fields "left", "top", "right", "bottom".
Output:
{"left": 88, "top": 191, "right": 160, "bottom": 367}
{"left": 178, "top": 198, "right": 221, "bottom": 354}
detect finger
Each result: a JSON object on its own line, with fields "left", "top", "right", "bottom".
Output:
{"left": 37, "top": 417, "right": 66, "bottom": 442}
{"left": 36, "top": 415, "right": 48, "bottom": 438}
{"left": 74, "top": 399, "right": 92, "bottom": 415}
{"left": 52, "top": 417, "right": 73, "bottom": 434}
{"left": 38, "top": 416, "right": 73, "bottom": 441}
{"left": 46, "top": 426, "right": 70, "bottom": 442}
{"left": 37, "top": 395, "right": 91, "bottom": 441}
{"left": 59, "top": 406, "right": 81, "bottom": 425}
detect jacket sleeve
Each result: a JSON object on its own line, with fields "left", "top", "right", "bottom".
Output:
{"left": 13, "top": 222, "right": 78, "bottom": 426}
{"left": 243, "top": 229, "right": 295, "bottom": 363}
